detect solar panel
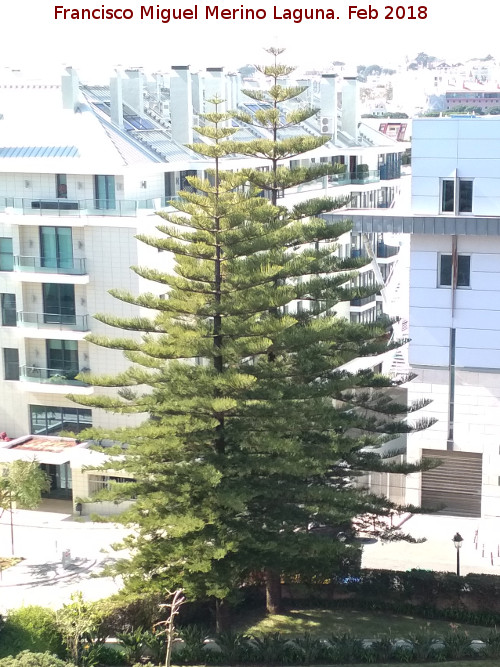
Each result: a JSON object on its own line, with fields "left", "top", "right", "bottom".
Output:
{"left": 0, "top": 146, "right": 79, "bottom": 158}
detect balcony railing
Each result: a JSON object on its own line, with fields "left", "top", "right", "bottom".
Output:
{"left": 0, "top": 197, "right": 155, "bottom": 218}
{"left": 17, "top": 311, "right": 89, "bottom": 331}
{"left": 20, "top": 366, "right": 90, "bottom": 387}
{"left": 350, "top": 170, "right": 380, "bottom": 185}
{"left": 350, "top": 295, "right": 377, "bottom": 308}
{"left": 14, "top": 256, "right": 87, "bottom": 275}
{"left": 376, "top": 243, "right": 399, "bottom": 259}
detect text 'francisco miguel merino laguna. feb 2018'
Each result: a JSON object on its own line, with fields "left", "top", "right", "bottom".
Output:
{"left": 54, "top": 4, "right": 429, "bottom": 23}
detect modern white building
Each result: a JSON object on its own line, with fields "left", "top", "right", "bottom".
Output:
{"left": 328, "top": 115, "right": 500, "bottom": 518}
{"left": 0, "top": 66, "right": 404, "bottom": 502}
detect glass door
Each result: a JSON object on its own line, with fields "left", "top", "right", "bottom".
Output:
{"left": 46, "top": 340, "right": 78, "bottom": 379}
{"left": 94, "top": 175, "right": 116, "bottom": 209}
{"left": 40, "top": 227, "right": 73, "bottom": 270}
{"left": 42, "top": 284, "right": 76, "bottom": 325}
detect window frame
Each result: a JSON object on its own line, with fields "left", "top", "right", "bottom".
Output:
{"left": 3, "top": 348, "right": 19, "bottom": 381}
{"left": 0, "top": 238, "right": 14, "bottom": 272}
{"left": 1, "top": 293, "right": 17, "bottom": 327}
{"left": 438, "top": 253, "right": 471, "bottom": 288}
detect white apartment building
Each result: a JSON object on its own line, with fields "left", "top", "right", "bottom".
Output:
{"left": 0, "top": 66, "right": 403, "bottom": 502}
{"left": 328, "top": 115, "right": 500, "bottom": 518}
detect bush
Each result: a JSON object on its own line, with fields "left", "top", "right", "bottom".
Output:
{"left": 0, "top": 607, "right": 65, "bottom": 659}
{"left": 0, "top": 651, "right": 74, "bottom": 667}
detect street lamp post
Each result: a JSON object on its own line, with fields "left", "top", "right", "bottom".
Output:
{"left": 452, "top": 532, "right": 463, "bottom": 576}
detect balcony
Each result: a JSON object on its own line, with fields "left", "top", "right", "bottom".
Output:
{"left": 14, "top": 256, "right": 87, "bottom": 274}
{"left": 17, "top": 312, "right": 90, "bottom": 338}
{"left": 350, "top": 170, "right": 380, "bottom": 185}
{"left": 376, "top": 243, "right": 399, "bottom": 259}
{"left": 13, "top": 256, "right": 89, "bottom": 284}
{"left": 0, "top": 197, "right": 156, "bottom": 218}
{"left": 350, "top": 294, "right": 377, "bottom": 308}
{"left": 19, "top": 366, "right": 93, "bottom": 395}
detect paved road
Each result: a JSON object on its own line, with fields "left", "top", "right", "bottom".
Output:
{"left": 2, "top": 508, "right": 500, "bottom": 613}
{"left": 0, "top": 507, "right": 128, "bottom": 612}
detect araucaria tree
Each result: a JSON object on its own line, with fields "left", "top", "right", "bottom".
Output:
{"left": 74, "top": 49, "right": 433, "bottom": 626}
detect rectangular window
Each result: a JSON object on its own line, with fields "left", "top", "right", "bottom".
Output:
{"left": 3, "top": 348, "right": 19, "bottom": 381}
{"left": 459, "top": 180, "right": 473, "bottom": 213}
{"left": 94, "top": 175, "right": 116, "bottom": 209}
{"left": 1, "top": 293, "right": 17, "bottom": 326}
{"left": 40, "top": 227, "right": 73, "bottom": 270}
{"left": 30, "top": 405, "right": 92, "bottom": 435}
{"left": 42, "top": 283, "right": 76, "bottom": 325}
{"left": 439, "top": 254, "right": 471, "bottom": 287}
{"left": 0, "top": 238, "right": 14, "bottom": 271}
{"left": 56, "top": 174, "right": 67, "bottom": 199}
{"left": 441, "top": 180, "right": 455, "bottom": 212}
{"left": 46, "top": 339, "right": 78, "bottom": 379}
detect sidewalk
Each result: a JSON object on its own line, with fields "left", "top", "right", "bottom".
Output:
{"left": 0, "top": 507, "right": 127, "bottom": 613}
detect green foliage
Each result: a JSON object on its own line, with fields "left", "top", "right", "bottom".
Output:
{"left": 56, "top": 594, "right": 103, "bottom": 666}
{"left": 0, "top": 607, "right": 64, "bottom": 659}
{"left": 115, "top": 629, "right": 146, "bottom": 665}
{"left": 72, "top": 48, "right": 432, "bottom": 619}
{"left": 0, "top": 652, "right": 74, "bottom": 667}
{"left": 0, "top": 461, "right": 50, "bottom": 512}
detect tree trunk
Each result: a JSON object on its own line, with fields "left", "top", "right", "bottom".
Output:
{"left": 264, "top": 567, "right": 282, "bottom": 614}
{"left": 215, "top": 598, "right": 231, "bottom": 633}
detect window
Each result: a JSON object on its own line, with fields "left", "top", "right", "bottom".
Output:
{"left": 42, "top": 283, "right": 76, "bottom": 325}
{"left": 441, "top": 179, "right": 474, "bottom": 213}
{"left": 439, "top": 254, "right": 471, "bottom": 287}
{"left": 88, "top": 474, "right": 135, "bottom": 497}
{"left": 46, "top": 340, "right": 79, "bottom": 378}
{"left": 459, "top": 180, "right": 473, "bottom": 213}
{"left": 40, "top": 227, "right": 73, "bottom": 270}
{"left": 0, "top": 238, "right": 13, "bottom": 271}
{"left": 30, "top": 405, "right": 91, "bottom": 435}
{"left": 3, "top": 348, "right": 19, "bottom": 381}
{"left": 1, "top": 293, "right": 17, "bottom": 326}
{"left": 441, "top": 180, "right": 454, "bottom": 212}
{"left": 56, "top": 174, "right": 67, "bottom": 199}
{"left": 94, "top": 175, "right": 116, "bottom": 209}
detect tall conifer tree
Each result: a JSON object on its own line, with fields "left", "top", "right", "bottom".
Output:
{"left": 73, "top": 52, "right": 434, "bottom": 625}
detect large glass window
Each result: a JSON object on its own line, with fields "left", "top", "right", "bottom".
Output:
{"left": 42, "top": 283, "right": 76, "bottom": 325}
{"left": 30, "top": 405, "right": 92, "bottom": 435}
{"left": 40, "top": 227, "right": 73, "bottom": 270}
{"left": 0, "top": 238, "right": 14, "bottom": 271}
{"left": 46, "top": 340, "right": 78, "bottom": 378}
{"left": 459, "top": 180, "right": 473, "bottom": 213}
{"left": 3, "top": 348, "right": 19, "bottom": 380}
{"left": 1, "top": 293, "right": 16, "bottom": 326}
{"left": 441, "top": 180, "right": 455, "bottom": 212}
{"left": 439, "top": 254, "right": 471, "bottom": 287}
{"left": 94, "top": 175, "right": 116, "bottom": 209}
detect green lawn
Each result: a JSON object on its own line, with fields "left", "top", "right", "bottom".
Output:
{"left": 238, "top": 608, "right": 493, "bottom": 638}
{"left": 348, "top": 663, "right": 498, "bottom": 667}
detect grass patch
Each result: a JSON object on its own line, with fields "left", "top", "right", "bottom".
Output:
{"left": 238, "top": 607, "right": 493, "bottom": 638}
{"left": 346, "top": 663, "right": 500, "bottom": 667}
{"left": 0, "top": 557, "right": 22, "bottom": 570}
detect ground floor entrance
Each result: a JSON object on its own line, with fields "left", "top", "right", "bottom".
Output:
{"left": 40, "top": 462, "right": 72, "bottom": 500}
{"left": 421, "top": 449, "right": 482, "bottom": 518}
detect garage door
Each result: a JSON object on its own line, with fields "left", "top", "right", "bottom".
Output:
{"left": 421, "top": 449, "right": 482, "bottom": 518}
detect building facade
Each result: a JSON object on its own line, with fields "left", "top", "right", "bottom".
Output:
{"left": 0, "top": 66, "right": 403, "bottom": 502}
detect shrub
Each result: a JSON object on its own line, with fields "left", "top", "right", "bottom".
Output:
{"left": 0, "top": 651, "right": 74, "bottom": 667}
{"left": 0, "top": 607, "right": 65, "bottom": 659}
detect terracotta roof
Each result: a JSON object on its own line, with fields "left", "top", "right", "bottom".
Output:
{"left": 11, "top": 436, "right": 79, "bottom": 453}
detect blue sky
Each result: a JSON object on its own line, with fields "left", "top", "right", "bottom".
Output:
{"left": 1, "top": 0, "right": 497, "bottom": 73}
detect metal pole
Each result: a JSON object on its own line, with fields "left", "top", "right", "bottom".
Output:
{"left": 456, "top": 547, "right": 460, "bottom": 577}
{"left": 9, "top": 488, "right": 14, "bottom": 556}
